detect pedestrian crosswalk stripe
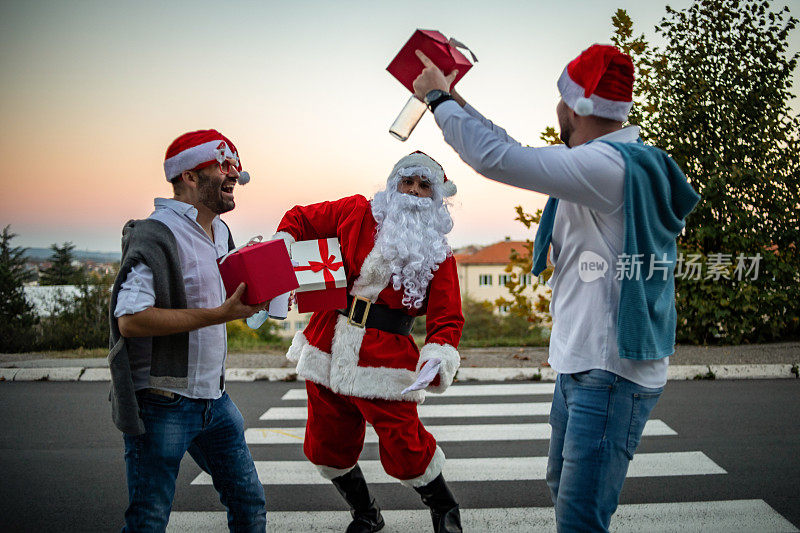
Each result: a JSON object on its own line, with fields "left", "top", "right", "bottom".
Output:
{"left": 190, "top": 451, "right": 725, "bottom": 486}
{"left": 260, "top": 402, "right": 551, "bottom": 420}
{"left": 167, "top": 499, "right": 797, "bottom": 532}
{"left": 280, "top": 383, "right": 557, "bottom": 401}
{"left": 245, "top": 419, "right": 677, "bottom": 445}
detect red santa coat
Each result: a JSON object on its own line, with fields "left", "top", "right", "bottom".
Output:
{"left": 275, "top": 194, "right": 464, "bottom": 403}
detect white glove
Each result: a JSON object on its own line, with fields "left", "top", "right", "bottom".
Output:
{"left": 402, "top": 358, "right": 442, "bottom": 395}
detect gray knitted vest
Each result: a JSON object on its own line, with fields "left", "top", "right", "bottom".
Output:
{"left": 107, "top": 218, "right": 234, "bottom": 435}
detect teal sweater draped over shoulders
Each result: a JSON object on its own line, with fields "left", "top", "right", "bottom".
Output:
{"left": 533, "top": 141, "right": 700, "bottom": 360}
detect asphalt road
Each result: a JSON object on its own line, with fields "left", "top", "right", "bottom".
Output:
{"left": 1, "top": 379, "right": 798, "bottom": 532}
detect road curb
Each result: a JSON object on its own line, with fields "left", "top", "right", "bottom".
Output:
{"left": 2, "top": 364, "right": 797, "bottom": 382}
{"left": 8, "top": 367, "right": 84, "bottom": 382}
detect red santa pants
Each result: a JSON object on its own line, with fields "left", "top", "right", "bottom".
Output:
{"left": 303, "top": 381, "right": 437, "bottom": 481}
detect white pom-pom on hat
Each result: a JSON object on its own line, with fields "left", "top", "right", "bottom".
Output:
{"left": 556, "top": 45, "right": 635, "bottom": 122}
{"left": 574, "top": 96, "right": 594, "bottom": 116}
{"left": 441, "top": 180, "right": 457, "bottom": 197}
{"left": 163, "top": 129, "right": 253, "bottom": 185}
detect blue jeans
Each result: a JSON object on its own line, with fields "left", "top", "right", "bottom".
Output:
{"left": 546, "top": 369, "right": 663, "bottom": 532}
{"left": 122, "top": 391, "right": 266, "bottom": 532}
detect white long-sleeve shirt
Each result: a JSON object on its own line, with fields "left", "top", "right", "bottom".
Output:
{"left": 114, "top": 198, "right": 232, "bottom": 399}
{"left": 434, "top": 100, "right": 667, "bottom": 388}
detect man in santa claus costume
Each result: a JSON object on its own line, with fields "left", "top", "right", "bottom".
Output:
{"left": 273, "top": 151, "right": 464, "bottom": 533}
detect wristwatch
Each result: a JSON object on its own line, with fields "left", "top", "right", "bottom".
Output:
{"left": 424, "top": 89, "right": 453, "bottom": 113}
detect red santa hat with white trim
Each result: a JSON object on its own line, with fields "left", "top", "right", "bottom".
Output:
{"left": 163, "top": 129, "right": 251, "bottom": 185}
{"left": 557, "top": 44, "right": 634, "bottom": 122}
{"left": 389, "top": 151, "right": 457, "bottom": 197}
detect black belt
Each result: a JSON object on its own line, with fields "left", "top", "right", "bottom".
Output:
{"left": 337, "top": 294, "right": 415, "bottom": 336}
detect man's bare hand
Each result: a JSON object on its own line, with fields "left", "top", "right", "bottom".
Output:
{"left": 412, "top": 50, "right": 458, "bottom": 101}
{"left": 218, "top": 283, "right": 267, "bottom": 321}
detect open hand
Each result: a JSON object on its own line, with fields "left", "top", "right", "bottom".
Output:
{"left": 219, "top": 283, "right": 268, "bottom": 321}
{"left": 412, "top": 50, "right": 458, "bottom": 101}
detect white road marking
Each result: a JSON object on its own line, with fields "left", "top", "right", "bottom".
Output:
{"left": 167, "top": 500, "right": 797, "bottom": 532}
{"left": 280, "top": 383, "right": 557, "bottom": 400}
{"left": 245, "top": 419, "right": 677, "bottom": 445}
{"left": 191, "top": 451, "right": 725, "bottom": 486}
{"left": 260, "top": 402, "right": 551, "bottom": 420}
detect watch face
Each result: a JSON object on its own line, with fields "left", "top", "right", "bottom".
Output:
{"left": 425, "top": 90, "right": 444, "bottom": 105}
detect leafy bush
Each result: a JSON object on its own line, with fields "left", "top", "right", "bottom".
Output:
{"left": 36, "top": 272, "right": 113, "bottom": 351}
{"left": 226, "top": 318, "right": 287, "bottom": 352}
{"left": 413, "top": 297, "right": 549, "bottom": 347}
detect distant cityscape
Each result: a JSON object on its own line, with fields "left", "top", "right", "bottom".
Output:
{"left": 22, "top": 247, "right": 119, "bottom": 286}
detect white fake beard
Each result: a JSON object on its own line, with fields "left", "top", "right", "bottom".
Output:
{"left": 371, "top": 183, "right": 454, "bottom": 309}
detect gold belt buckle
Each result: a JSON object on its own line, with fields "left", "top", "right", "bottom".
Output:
{"left": 347, "top": 296, "right": 372, "bottom": 328}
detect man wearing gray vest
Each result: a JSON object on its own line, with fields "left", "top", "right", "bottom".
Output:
{"left": 413, "top": 46, "right": 699, "bottom": 532}
{"left": 108, "top": 129, "right": 267, "bottom": 532}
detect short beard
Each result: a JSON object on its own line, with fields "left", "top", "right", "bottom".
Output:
{"left": 559, "top": 120, "right": 573, "bottom": 147}
{"left": 371, "top": 181, "right": 453, "bottom": 309}
{"left": 197, "top": 170, "right": 234, "bottom": 214}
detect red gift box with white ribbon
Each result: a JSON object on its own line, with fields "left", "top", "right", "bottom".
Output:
{"left": 386, "top": 29, "right": 476, "bottom": 94}
{"left": 217, "top": 237, "right": 299, "bottom": 305}
{"left": 292, "top": 238, "right": 348, "bottom": 313}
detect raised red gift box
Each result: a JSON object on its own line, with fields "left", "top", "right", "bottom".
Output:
{"left": 386, "top": 29, "right": 474, "bottom": 94}
{"left": 218, "top": 238, "right": 299, "bottom": 306}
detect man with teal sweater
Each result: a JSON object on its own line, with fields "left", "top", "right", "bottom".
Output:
{"left": 414, "top": 45, "right": 700, "bottom": 532}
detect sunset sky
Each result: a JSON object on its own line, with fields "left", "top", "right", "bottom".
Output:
{"left": 1, "top": 0, "right": 797, "bottom": 253}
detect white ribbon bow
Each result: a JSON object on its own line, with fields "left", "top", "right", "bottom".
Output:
{"left": 448, "top": 37, "right": 478, "bottom": 63}
{"left": 218, "top": 235, "right": 263, "bottom": 265}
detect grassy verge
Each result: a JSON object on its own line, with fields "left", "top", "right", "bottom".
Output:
{"left": 226, "top": 337, "right": 292, "bottom": 353}
{"left": 0, "top": 347, "right": 109, "bottom": 359}
{"left": 460, "top": 336, "right": 549, "bottom": 348}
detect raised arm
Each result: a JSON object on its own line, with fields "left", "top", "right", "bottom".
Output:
{"left": 413, "top": 50, "right": 623, "bottom": 213}
{"left": 433, "top": 101, "right": 624, "bottom": 213}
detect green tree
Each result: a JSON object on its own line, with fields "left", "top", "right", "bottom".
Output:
{"left": 509, "top": 2, "right": 800, "bottom": 344}
{"left": 456, "top": 297, "right": 548, "bottom": 346}
{"left": 0, "top": 225, "right": 38, "bottom": 352}
{"left": 39, "top": 242, "right": 84, "bottom": 286}
{"left": 617, "top": 1, "right": 800, "bottom": 343}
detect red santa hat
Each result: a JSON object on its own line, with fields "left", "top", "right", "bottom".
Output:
{"left": 163, "top": 129, "right": 251, "bottom": 185}
{"left": 557, "top": 44, "right": 634, "bottom": 122}
{"left": 389, "top": 151, "right": 457, "bottom": 197}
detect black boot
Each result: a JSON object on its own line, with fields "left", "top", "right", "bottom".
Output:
{"left": 414, "top": 474, "right": 462, "bottom": 532}
{"left": 331, "top": 464, "right": 385, "bottom": 533}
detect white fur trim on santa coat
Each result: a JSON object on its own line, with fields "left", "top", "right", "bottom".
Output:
{"left": 399, "top": 445, "right": 447, "bottom": 488}
{"left": 292, "top": 333, "right": 332, "bottom": 388}
{"left": 286, "top": 331, "right": 306, "bottom": 363}
{"left": 315, "top": 463, "right": 357, "bottom": 480}
{"left": 271, "top": 231, "right": 295, "bottom": 253}
{"left": 417, "top": 343, "right": 460, "bottom": 394}
{"left": 557, "top": 67, "right": 632, "bottom": 122}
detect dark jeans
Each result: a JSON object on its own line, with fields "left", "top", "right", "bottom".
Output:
{"left": 122, "top": 391, "right": 266, "bottom": 532}
{"left": 546, "top": 369, "right": 663, "bottom": 532}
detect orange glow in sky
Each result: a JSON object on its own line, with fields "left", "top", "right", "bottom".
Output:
{"left": 1, "top": 0, "right": 796, "bottom": 252}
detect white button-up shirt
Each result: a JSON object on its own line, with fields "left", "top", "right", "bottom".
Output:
{"left": 435, "top": 101, "right": 667, "bottom": 388}
{"left": 115, "top": 198, "right": 231, "bottom": 399}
